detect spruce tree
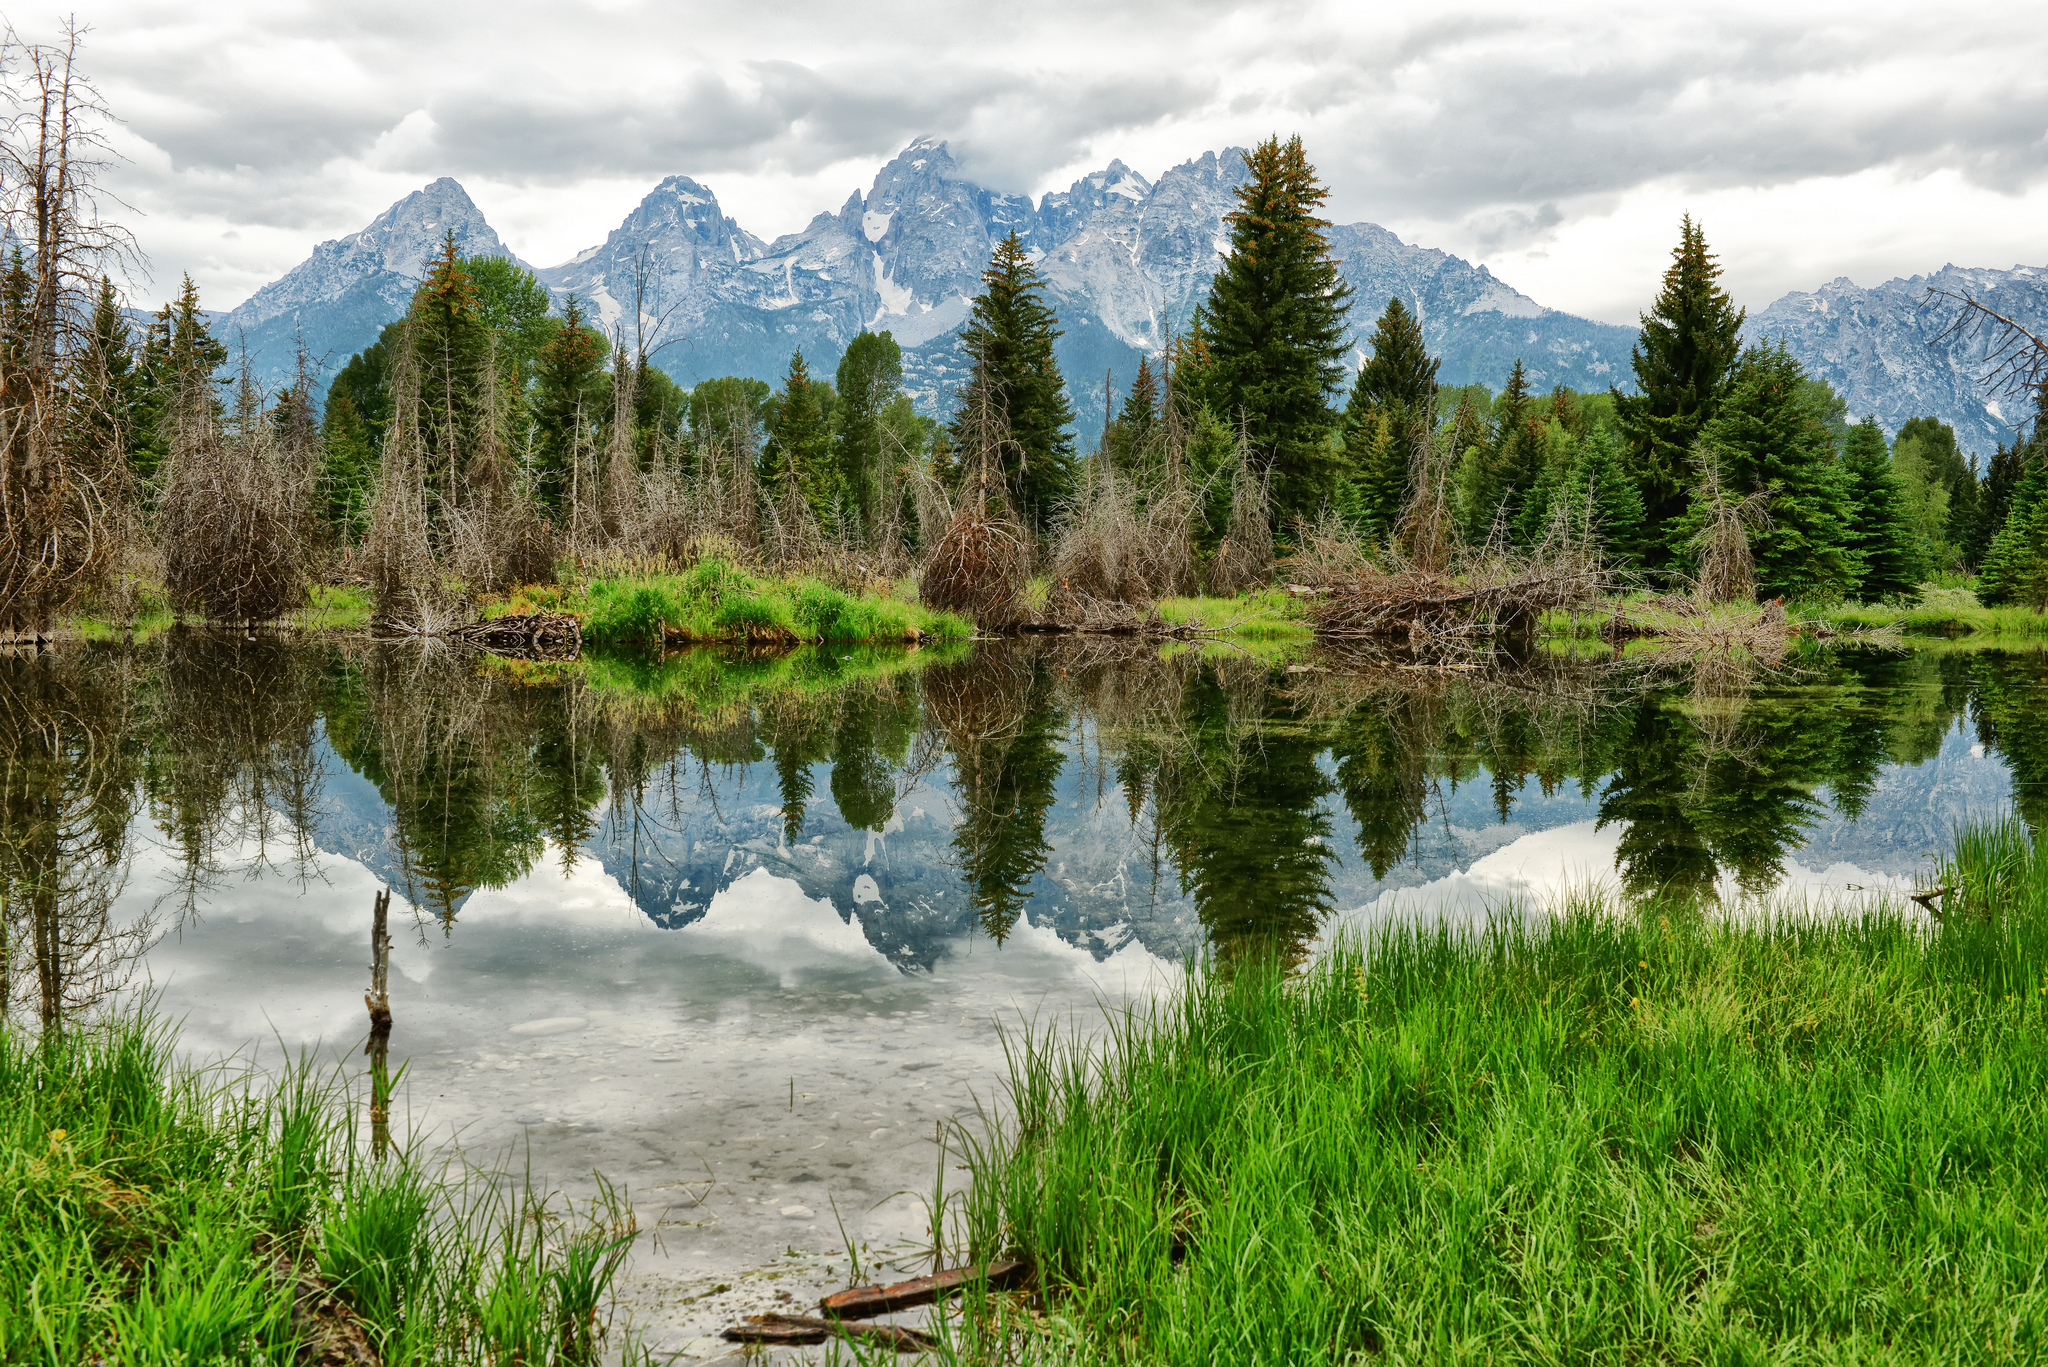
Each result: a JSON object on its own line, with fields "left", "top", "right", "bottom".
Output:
{"left": 1488, "top": 360, "right": 1546, "bottom": 544}
{"left": 410, "top": 233, "right": 489, "bottom": 494}
{"left": 1840, "top": 417, "right": 1923, "bottom": 600}
{"left": 531, "top": 296, "right": 609, "bottom": 513}
{"left": 320, "top": 389, "right": 376, "bottom": 543}
{"left": 133, "top": 274, "right": 228, "bottom": 490}
{"left": 1104, "top": 355, "right": 1161, "bottom": 471}
{"left": 1613, "top": 216, "right": 1747, "bottom": 567}
{"left": 1340, "top": 296, "right": 1438, "bottom": 542}
{"left": 833, "top": 330, "right": 903, "bottom": 534}
{"left": 1549, "top": 429, "right": 1645, "bottom": 565}
{"left": 77, "top": 276, "right": 138, "bottom": 479}
{"left": 1978, "top": 449, "right": 2048, "bottom": 607}
{"left": 1894, "top": 415, "right": 1981, "bottom": 565}
{"left": 1696, "top": 345, "right": 1853, "bottom": 598}
{"left": 768, "top": 351, "right": 837, "bottom": 520}
{"left": 1201, "top": 135, "right": 1353, "bottom": 527}
{"left": 951, "top": 231, "right": 1075, "bottom": 532}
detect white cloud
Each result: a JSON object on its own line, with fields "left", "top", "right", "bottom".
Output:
{"left": 20, "top": 0, "right": 2042, "bottom": 317}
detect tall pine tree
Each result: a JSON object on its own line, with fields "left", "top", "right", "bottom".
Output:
{"left": 1613, "top": 216, "right": 1746, "bottom": 568}
{"left": 1201, "top": 136, "right": 1353, "bottom": 527}
{"left": 531, "top": 296, "right": 609, "bottom": 514}
{"left": 1340, "top": 296, "right": 1437, "bottom": 543}
{"left": 1840, "top": 417, "right": 1923, "bottom": 600}
{"left": 952, "top": 232, "right": 1075, "bottom": 532}
{"left": 1103, "top": 355, "right": 1162, "bottom": 472}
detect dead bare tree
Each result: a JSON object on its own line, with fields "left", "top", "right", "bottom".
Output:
{"left": 0, "top": 23, "right": 139, "bottom": 636}
{"left": 920, "top": 383, "right": 1031, "bottom": 627}
{"left": 159, "top": 357, "right": 312, "bottom": 624}
{"left": 1929, "top": 288, "right": 2048, "bottom": 416}
{"left": 1689, "top": 449, "right": 1770, "bottom": 605}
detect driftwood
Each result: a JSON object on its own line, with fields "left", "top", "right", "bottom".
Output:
{"left": 444, "top": 612, "right": 581, "bottom": 657}
{"left": 722, "top": 1313, "right": 937, "bottom": 1352}
{"left": 819, "top": 1260, "right": 1028, "bottom": 1318}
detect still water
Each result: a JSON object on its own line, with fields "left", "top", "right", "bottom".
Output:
{"left": 3, "top": 636, "right": 2043, "bottom": 1353}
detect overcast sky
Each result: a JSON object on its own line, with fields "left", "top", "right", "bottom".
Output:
{"left": 28, "top": 0, "right": 2048, "bottom": 325}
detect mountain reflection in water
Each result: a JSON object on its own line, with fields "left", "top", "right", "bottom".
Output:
{"left": 1, "top": 634, "right": 2043, "bottom": 1024}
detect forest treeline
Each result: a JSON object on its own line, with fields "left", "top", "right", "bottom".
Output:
{"left": 6, "top": 31, "right": 2048, "bottom": 636}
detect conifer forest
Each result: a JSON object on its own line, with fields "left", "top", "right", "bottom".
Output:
{"left": 7, "top": 22, "right": 2048, "bottom": 1367}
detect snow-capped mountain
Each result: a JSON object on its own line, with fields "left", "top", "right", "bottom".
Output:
{"left": 217, "top": 141, "right": 2043, "bottom": 452}
{"left": 218, "top": 177, "right": 525, "bottom": 380}
{"left": 1749, "top": 264, "right": 2048, "bottom": 456}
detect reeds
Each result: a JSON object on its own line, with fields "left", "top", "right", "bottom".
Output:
{"left": 965, "top": 820, "right": 2048, "bottom": 1362}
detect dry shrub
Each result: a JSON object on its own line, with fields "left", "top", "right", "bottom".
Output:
{"left": 1207, "top": 444, "right": 1274, "bottom": 595}
{"left": 1048, "top": 460, "right": 1201, "bottom": 614}
{"left": 1395, "top": 422, "right": 1457, "bottom": 573}
{"left": 1690, "top": 449, "right": 1770, "bottom": 605}
{"left": 1309, "top": 500, "right": 1607, "bottom": 641}
{"left": 160, "top": 367, "right": 314, "bottom": 623}
{"left": 362, "top": 337, "right": 445, "bottom": 629}
{"left": 920, "top": 470, "right": 1031, "bottom": 629}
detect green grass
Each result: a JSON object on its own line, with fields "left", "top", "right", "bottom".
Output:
{"left": 294, "top": 584, "right": 373, "bottom": 632}
{"left": 491, "top": 638, "right": 971, "bottom": 712}
{"left": 489, "top": 557, "right": 971, "bottom": 647}
{"left": 963, "top": 817, "right": 2048, "bottom": 1364}
{"left": 1809, "top": 588, "right": 2048, "bottom": 638}
{"left": 1154, "top": 590, "right": 1313, "bottom": 640}
{"left": 1, "top": 1010, "right": 640, "bottom": 1364}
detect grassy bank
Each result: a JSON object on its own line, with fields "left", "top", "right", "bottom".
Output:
{"left": 490, "top": 558, "right": 970, "bottom": 647}
{"left": 2, "top": 1011, "right": 639, "bottom": 1364}
{"left": 965, "top": 817, "right": 2048, "bottom": 1364}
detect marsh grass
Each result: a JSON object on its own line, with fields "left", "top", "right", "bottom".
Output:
{"left": 1, "top": 1010, "right": 642, "bottom": 1364}
{"left": 492, "top": 557, "right": 970, "bottom": 647}
{"left": 964, "top": 830, "right": 2048, "bottom": 1364}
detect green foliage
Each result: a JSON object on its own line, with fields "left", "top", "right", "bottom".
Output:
{"left": 530, "top": 295, "right": 610, "bottom": 513}
{"left": 1614, "top": 216, "right": 1748, "bottom": 567}
{"left": 1841, "top": 417, "right": 1926, "bottom": 600}
{"left": 832, "top": 330, "right": 904, "bottom": 534}
{"left": 515, "top": 558, "right": 971, "bottom": 646}
{"left": 465, "top": 255, "right": 559, "bottom": 379}
{"left": 1340, "top": 297, "right": 1437, "bottom": 543}
{"left": 1544, "top": 428, "right": 1645, "bottom": 565}
{"left": 1979, "top": 450, "right": 2048, "bottom": 608}
{"left": 952, "top": 231, "right": 1077, "bottom": 532}
{"left": 1696, "top": 344, "right": 1853, "bottom": 599}
{"left": 766, "top": 350, "right": 839, "bottom": 520}
{"left": 130, "top": 274, "right": 230, "bottom": 491}
{"left": 1894, "top": 415, "right": 1981, "bottom": 567}
{"left": 1103, "top": 354, "right": 1162, "bottom": 472}
{"left": 686, "top": 375, "right": 771, "bottom": 457}
{"left": 1201, "top": 136, "right": 1354, "bottom": 528}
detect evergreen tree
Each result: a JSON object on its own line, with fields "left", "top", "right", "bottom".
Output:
{"left": 767, "top": 351, "right": 837, "bottom": 519}
{"left": 1547, "top": 429, "right": 1645, "bottom": 565}
{"left": 410, "top": 233, "right": 489, "bottom": 494}
{"left": 1201, "top": 135, "right": 1353, "bottom": 527}
{"left": 1613, "top": 216, "right": 1747, "bottom": 567}
{"left": 1840, "top": 417, "right": 1924, "bottom": 600}
{"left": 132, "top": 274, "right": 228, "bottom": 490}
{"left": 1547, "top": 384, "right": 1587, "bottom": 440}
{"left": 687, "top": 375, "right": 771, "bottom": 455}
{"left": 531, "top": 296, "right": 609, "bottom": 513}
{"left": 320, "top": 389, "right": 376, "bottom": 543}
{"left": 77, "top": 276, "right": 139, "bottom": 479}
{"left": 1978, "top": 452, "right": 2048, "bottom": 608}
{"left": 1696, "top": 344, "right": 1853, "bottom": 598}
{"left": 951, "top": 231, "right": 1076, "bottom": 532}
{"left": 832, "top": 330, "right": 903, "bottom": 534}
{"left": 1488, "top": 360, "right": 1546, "bottom": 544}
{"left": 1340, "top": 296, "right": 1438, "bottom": 542}
{"left": 1103, "top": 355, "right": 1161, "bottom": 471}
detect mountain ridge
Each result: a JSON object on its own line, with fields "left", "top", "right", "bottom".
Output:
{"left": 216, "top": 142, "right": 2036, "bottom": 451}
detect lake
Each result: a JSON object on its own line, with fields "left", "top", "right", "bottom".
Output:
{"left": 2, "top": 635, "right": 2042, "bottom": 1355}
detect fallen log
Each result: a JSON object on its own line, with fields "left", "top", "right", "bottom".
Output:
{"left": 819, "top": 1259, "right": 1028, "bottom": 1318}
{"left": 722, "top": 1312, "right": 936, "bottom": 1353}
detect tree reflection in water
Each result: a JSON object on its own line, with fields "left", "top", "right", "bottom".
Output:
{"left": 0, "top": 633, "right": 2042, "bottom": 1016}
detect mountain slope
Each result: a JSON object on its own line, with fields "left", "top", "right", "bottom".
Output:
{"left": 1749, "top": 264, "right": 2048, "bottom": 456}
{"left": 219, "top": 177, "right": 525, "bottom": 381}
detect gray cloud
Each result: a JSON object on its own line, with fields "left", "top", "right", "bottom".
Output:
{"left": 38, "top": 0, "right": 2047, "bottom": 309}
